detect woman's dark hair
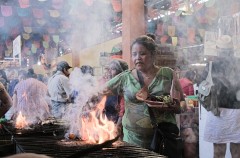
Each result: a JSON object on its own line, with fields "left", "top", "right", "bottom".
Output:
{"left": 130, "top": 35, "right": 156, "bottom": 55}
{"left": 146, "top": 33, "right": 156, "bottom": 41}
{"left": 27, "top": 68, "right": 37, "bottom": 78}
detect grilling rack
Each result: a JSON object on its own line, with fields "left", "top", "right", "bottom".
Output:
{"left": 1, "top": 121, "right": 166, "bottom": 158}
{"left": 0, "top": 124, "right": 16, "bottom": 157}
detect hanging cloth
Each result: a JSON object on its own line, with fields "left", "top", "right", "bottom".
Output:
{"left": 32, "top": 8, "right": 44, "bottom": 19}
{"left": 22, "top": 33, "right": 30, "bottom": 40}
{"left": 17, "top": 8, "right": 30, "bottom": 17}
{"left": 1, "top": 5, "right": 13, "bottom": 17}
{"left": 36, "top": 19, "right": 47, "bottom": 26}
{"left": 48, "top": 10, "right": 60, "bottom": 18}
{"left": 47, "top": 27, "right": 56, "bottom": 34}
{"left": 172, "top": 37, "right": 178, "bottom": 46}
{"left": 52, "top": 35, "right": 60, "bottom": 44}
{"left": 23, "top": 27, "right": 32, "bottom": 33}
{"left": 43, "top": 34, "right": 50, "bottom": 42}
{"left": 18, "top": 0, "right": 30, "bottom": 8}
{"left": 168, "top": 26, "right": 176, "bottom": 37}
{"left": 21, "top": 17, "right": 32, "bottom": 26}
{"left": 42, "top": 41, "right": 49, "bottom": 48}
{"left": 52, "top": 0, "right": 64, "bottom": 9}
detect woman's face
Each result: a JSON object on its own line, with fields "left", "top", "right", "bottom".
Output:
{"left": 131, "top": 43, "right": 154, "bottom": 71}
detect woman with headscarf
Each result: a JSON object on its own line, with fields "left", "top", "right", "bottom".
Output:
{"left": 104, "top": 59, "right": 128, "bottom": 132}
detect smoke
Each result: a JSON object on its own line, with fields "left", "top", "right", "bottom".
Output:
{"left": 62, "top": 67, "right": 117, "bottom": 143}
{"left": 12, "top": 78, "right": 50, "bottom": 127}
{"left": 68, "top": 0, "right": 113, "bottom": 51}
{"left": 63, "top": 67, "right": 101, "bottom": 138}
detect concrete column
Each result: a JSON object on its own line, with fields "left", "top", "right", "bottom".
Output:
{"left": 122, "top": 0, "right": 146, "bottom": 68}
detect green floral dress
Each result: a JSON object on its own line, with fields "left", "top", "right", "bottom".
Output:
{"left": 107, "top": 67, "right": 177, "bottom": 149}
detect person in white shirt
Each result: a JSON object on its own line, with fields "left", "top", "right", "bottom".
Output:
{"left": 47, "top": 61, "right": 72, "bottom": 118}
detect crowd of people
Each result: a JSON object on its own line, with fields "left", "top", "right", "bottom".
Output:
{"left": 1, "top": 33, "right": 239, "bottom": 158}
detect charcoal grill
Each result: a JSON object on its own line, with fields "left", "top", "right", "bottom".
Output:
{"left": 14, "top": 136, "right": 165, "bottom": 158}
{"left": 3, "top": 120, "right": 67, "bottom": 137}
{"left": 72, "top": 141, "right": 166, "bottom": 158}
{"left": 0, "top": 125, "right": 16, "bottom": 157}
{"left": 2, "top": 122, "right": 166, "bottom": 158}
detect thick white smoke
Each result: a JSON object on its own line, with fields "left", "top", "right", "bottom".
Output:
{"left": 63, "top": 67, "right": 101, "bottom": 138}
{"left": 12, "top": 78, "right": 50, "bottom": 126}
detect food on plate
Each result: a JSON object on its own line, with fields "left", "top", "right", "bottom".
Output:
{"left": 147, "top": 94, "right": 172, "bottom": 105}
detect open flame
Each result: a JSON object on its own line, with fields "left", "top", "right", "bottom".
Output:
{"left": 67, "top": 96, "right": 117, "bottom": 144}
{"left": 15, "top": 111, "right": 28, "bottom": 129}
{"left": 80, "top": 96, "right": 117, "bottom": 144}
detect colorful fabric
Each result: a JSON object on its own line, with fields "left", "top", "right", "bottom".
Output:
{"left": 18, "top": 0, "right": 30, "bottom": 8}
{"left": 52, "top": 0, "right": 64, "bottom": 9}
{"left": 49, "top": 10, "right": 60, "bottom": 18}
{"left": 17, "top": 8, "right": 30, "bottom": 17}
{"left": 1, "top": 5, "right": 13, "bottom": 17}
{"left": 32, "top": 8, "right": 44, "bottom": 19}
{"left": 107, "top": 67, "right": 177, "bottom": 148}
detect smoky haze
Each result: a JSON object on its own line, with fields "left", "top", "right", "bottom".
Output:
{"left": 63, "top": 67, "right": 101, "bottom": 139}
{"left": 11, "top": 78, "right": 50, "bottom": 126}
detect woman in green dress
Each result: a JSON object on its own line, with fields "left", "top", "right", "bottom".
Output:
{"left": 102, "top": 35, "right": 185, "bottom": 149}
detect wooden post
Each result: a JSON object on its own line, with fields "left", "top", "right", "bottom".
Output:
{"left": 122, "top": 0, "right": 146, "bottom": 68}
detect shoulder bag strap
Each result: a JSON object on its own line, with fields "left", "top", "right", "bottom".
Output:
{"left": 136, "top": 70, "right": 158, "bottom": 127}
{"left": 136, "top": 70, "right": 145, "bottom": 88}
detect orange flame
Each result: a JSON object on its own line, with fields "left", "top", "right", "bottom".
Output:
{"left": 15, "top": 111, "right": 28, "bottom": 129}
{"left": 80, "top": 96, "right": 117, "bottom": 144}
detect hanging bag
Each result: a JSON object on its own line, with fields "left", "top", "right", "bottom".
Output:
{"left": 198, "top": 61, "right": 214, "bottom": 111}
{"left": 136, "top": 69, "right": 183, "bottom": 158}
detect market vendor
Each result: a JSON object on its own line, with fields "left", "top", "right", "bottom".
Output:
{"left": 47, "top": 61, "right": 72, "bottom": 119}
{"left": 101, "top": 35, "right": 185, "bottom": 157}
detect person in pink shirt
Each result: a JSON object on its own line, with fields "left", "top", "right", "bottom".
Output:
{"left": 179, "top": 70, "right": 196, "bottom": 97}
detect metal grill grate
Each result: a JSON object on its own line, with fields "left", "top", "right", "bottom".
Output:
{"left": 80, "top": 141, "right": 166, "bottom": 158}
{"left": 14, "top": 136, "right": 165, "bottom": 158}
{"left": 2, "top": 124, "right": 166, "bottom": 158}
{"left": 0, "top": 126, "right": 16, "bottom": 157}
